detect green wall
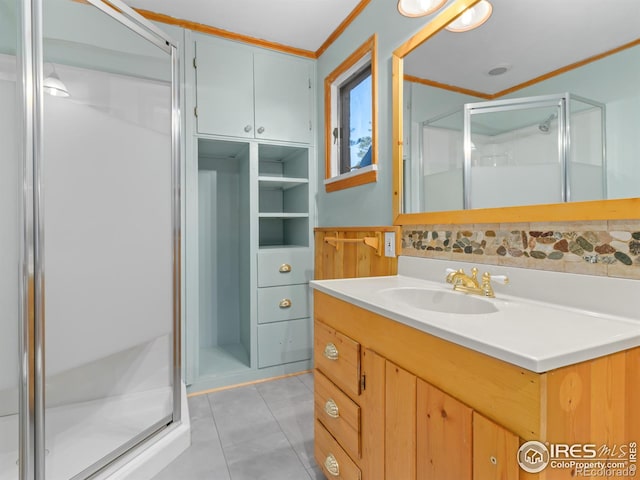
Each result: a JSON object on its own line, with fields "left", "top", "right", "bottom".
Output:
{"left": 314, "top": 0, "right": 456, "bottom": 227}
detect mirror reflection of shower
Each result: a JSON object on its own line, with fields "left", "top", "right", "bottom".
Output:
{"left": 416, "top": 93, "right": 606, "bottom": 212}
{"left": 538, "top": 113, "right": 556, "bottom": 133}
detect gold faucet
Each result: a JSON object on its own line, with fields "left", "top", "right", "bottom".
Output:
{"left": 445, "top": 268, "right": 508, "bottom": 298}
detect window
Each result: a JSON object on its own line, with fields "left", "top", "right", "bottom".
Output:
{"left": 325, "top": 35, "right": 377, "bottom": 192}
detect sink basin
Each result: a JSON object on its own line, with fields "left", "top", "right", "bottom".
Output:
{"left": 379, "top": 287, "right": 498, "bottom": 315}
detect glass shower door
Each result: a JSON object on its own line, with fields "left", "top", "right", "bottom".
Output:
{"left": 41, "top": 0, "right": 177, "bottom": 478}
{"left": 464, "top": 95, "right": 566, "bottom": 209}
{"left": 0, "top": 0, "right": 21, "bottom": 478}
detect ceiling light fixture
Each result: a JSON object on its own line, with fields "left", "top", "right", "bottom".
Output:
{"left": 397, "top": 0, "right": 446, "bottom": 18}
{"left": 43, "top": 64, "right": 70, "bottom": 98}
{"left": 445, "top": 0, "right": 493, "bottom": 32}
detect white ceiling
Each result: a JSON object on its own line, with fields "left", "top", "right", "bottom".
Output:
{"left": 122, "top": 0, "right": 362, "bottom": 52}
{"left": 404, "top": 0, "right": 640, "bottom": 95}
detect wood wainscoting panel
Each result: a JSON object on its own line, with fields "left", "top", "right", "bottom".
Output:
{"left": 315, "top": 226, "right": 400, "bottom": 280}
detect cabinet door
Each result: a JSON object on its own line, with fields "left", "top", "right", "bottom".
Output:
{"left": 195, "top": 40, "right": 254, "bottom": 138}
{"left": 473, "top": 412, "right": 519, "bottom": 480}
{"left": 417, "top": 379, "right": 472, "bottom": 480}
{"left": 386, "top": 361, "right": 417, "bottom": 480}
{"left": 360, "top": 348, "right": 385, "bottom": 480}
{"left": 254, "top": 53, "right": 311, "bottom": 144}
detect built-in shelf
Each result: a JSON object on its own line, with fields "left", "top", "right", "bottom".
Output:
{"left": 258, "top": 212, "right": 309, "bottom": 218}
{"left": 258, "top": 176, "right": 309, "bottom": 190}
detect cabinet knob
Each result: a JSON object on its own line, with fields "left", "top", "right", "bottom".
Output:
{"left": 490, "top": 456, "right": 498, "bottom": 465}
{"left": 257, "top": 126, "right": 265, "bottom": 134}
{"left": 279, "top": 263, "right": 291, "bottom": 273}
{"left": 324, "top": 399, "right": 339, "bottom": 418}
{"left": 279, "top": 298, "right": 292, "bottom": 308}
{"left": 244, "top": 124, "right": 252, "bottom": 133}
{"left": 324, "top": 453, "right": 340, "bottom": 477}
{"left": 323, "top": 343, "right": 339, "bottom": 361}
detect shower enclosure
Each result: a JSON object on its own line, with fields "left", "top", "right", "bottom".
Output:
{"left": 1, "top": 0, "right": 182, "bottom": 479}
{"left": 414, "top": 93, "right": 605, "bottom": 211}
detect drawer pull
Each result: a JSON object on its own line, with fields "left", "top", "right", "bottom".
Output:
{"left": 324, "top": 399, "right": 339, "bottom": 418}
{"left": 279, "top": 263, "right": 292, "bottom": 273}
{"left": 323, "top": 343, "right": 339, "bottom": 361}
{"left": 324, "top": 454, "right": 340, "bottom": 477}
{"left": 279, "top": 298, "right": 292, "bottom": 308}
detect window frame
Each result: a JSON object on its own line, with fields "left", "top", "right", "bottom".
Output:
{"left": 324, "top": 34, "right": 378, "bottom": 193}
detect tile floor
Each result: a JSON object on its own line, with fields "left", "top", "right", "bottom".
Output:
{"left": 152, "top": 372, "right": 324, "bottom": 480}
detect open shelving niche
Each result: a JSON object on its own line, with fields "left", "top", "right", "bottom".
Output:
{"left": 258, "top": 143, "right": 310, "bottom": 249}
{"left": 197, "top": 138, "right": 252, "bottom": 378}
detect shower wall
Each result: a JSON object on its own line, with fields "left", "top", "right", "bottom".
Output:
{"left": 43, "top": 64, "right": 173, "bottom": 377}
{"left": 0, "top": 43, "right": 19, "bottom": 480}
{"left": 0, "top": 58, "right": 18, "bottom": 407}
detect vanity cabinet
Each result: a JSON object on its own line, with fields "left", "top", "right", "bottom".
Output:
{"left": 314, "top": 321, "right": 385, "bottom": 480}
{"left": 194, "top": 35, "right": 312, "bottom": 144}
{"left": 314, "top": 289, "right": 640, "bottom": 480}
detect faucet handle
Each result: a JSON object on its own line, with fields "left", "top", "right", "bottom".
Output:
{"left": 490, "top": 274, "right": 509, "bottom": 285}
{"left": 480, "top": 272, "right": 509, "bottom": 298}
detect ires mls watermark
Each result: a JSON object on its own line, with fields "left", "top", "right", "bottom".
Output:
{"left": 518, "top": 440, "right": 637, "bottom": 477}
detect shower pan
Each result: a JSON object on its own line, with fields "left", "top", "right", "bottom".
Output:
{"left": 1, "top": 0, "right": 185, "bottom": 479}
{"left": 415, "top": 92, "right": 606, "bottom": 211}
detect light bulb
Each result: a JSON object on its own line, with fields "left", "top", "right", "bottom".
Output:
{"left": 445, "top": 0, "right": 493, "bottom": 32}
{"left": 397, "top": 0, "right": 446, "bottom": 18}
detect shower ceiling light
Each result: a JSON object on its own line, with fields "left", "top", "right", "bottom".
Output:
{"left": 445, "top": 0, "right": 493, "bottom": 32}
{"left": 43, "top": 65, "right": 70, "bottom": 98}
{"left": 397, "top": 0, "right": 446, "bottom": 18}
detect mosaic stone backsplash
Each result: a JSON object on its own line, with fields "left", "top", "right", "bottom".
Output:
{"left": 401, "top": 220, "right": 640, "bottom": 279}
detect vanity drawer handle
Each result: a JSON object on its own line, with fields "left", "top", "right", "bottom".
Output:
{"left": 279, "top": 298, "right": 292, "bottom": 308}
{"left": 324, "top": 399, "right": 339, "bottom": 418}
{"left": 279, "top": 263, "right": 291, "bottom": 273}
{"left": 324, "top": 454, "right": 340, "bottom": 477}
{"left": 323, "top": 343, "right": 339, "bottom": 361}
{"left": 257, "top": 126, "right": 265, "bottom": 134}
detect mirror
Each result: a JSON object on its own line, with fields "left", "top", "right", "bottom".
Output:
{"left": 392, "top": 0, "right": 640, "bottom": 222}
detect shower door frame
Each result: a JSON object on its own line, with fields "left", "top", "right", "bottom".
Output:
{"left": 463, "top": 93, "right": 569, "bottom": 210}
{"left": 18, "top": 0, "right": 182, "bottom": 479}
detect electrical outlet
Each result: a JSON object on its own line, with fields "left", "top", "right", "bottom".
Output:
{"left": 384, "top": 232, "right": 396, "bottom": 257}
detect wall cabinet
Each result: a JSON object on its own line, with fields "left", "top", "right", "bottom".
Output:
{"left": 194, "top": 36, "right": 312, "bottom": 144}
{"left": 314, "top": 290, "right": 639, "bottom": 480}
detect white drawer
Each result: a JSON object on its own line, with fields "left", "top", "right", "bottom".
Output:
{"left": 258, "top": 318, "right": 312, "bottom": 368}
{"left": 258, "top": 284, "right": 310, "bottom": 324}
{"left": 257, "top": 249, "right": 312, "bottom": 287}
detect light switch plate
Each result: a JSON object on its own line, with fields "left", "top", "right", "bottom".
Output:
{"left": 384, "top": 232, "right": 396, "bottom": 257}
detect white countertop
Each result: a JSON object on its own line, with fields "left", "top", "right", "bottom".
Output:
{"left": 310, "top": 258, "right": 640, "bottom": 373}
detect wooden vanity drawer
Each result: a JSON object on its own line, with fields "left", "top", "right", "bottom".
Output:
{"left": 314, "top": 321, "right": 361, "bottom": 398}
{"left": 257, "top": 284, "right": 310, "bottom": 324}
{"left": 315, "top": 419, "right": 361, "bottom": 480}
{"left": 315, "top": 370, "right": 361, "bottom": 459}
{"left": 257, "top": 249, "right": 312, "bottom": 287}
